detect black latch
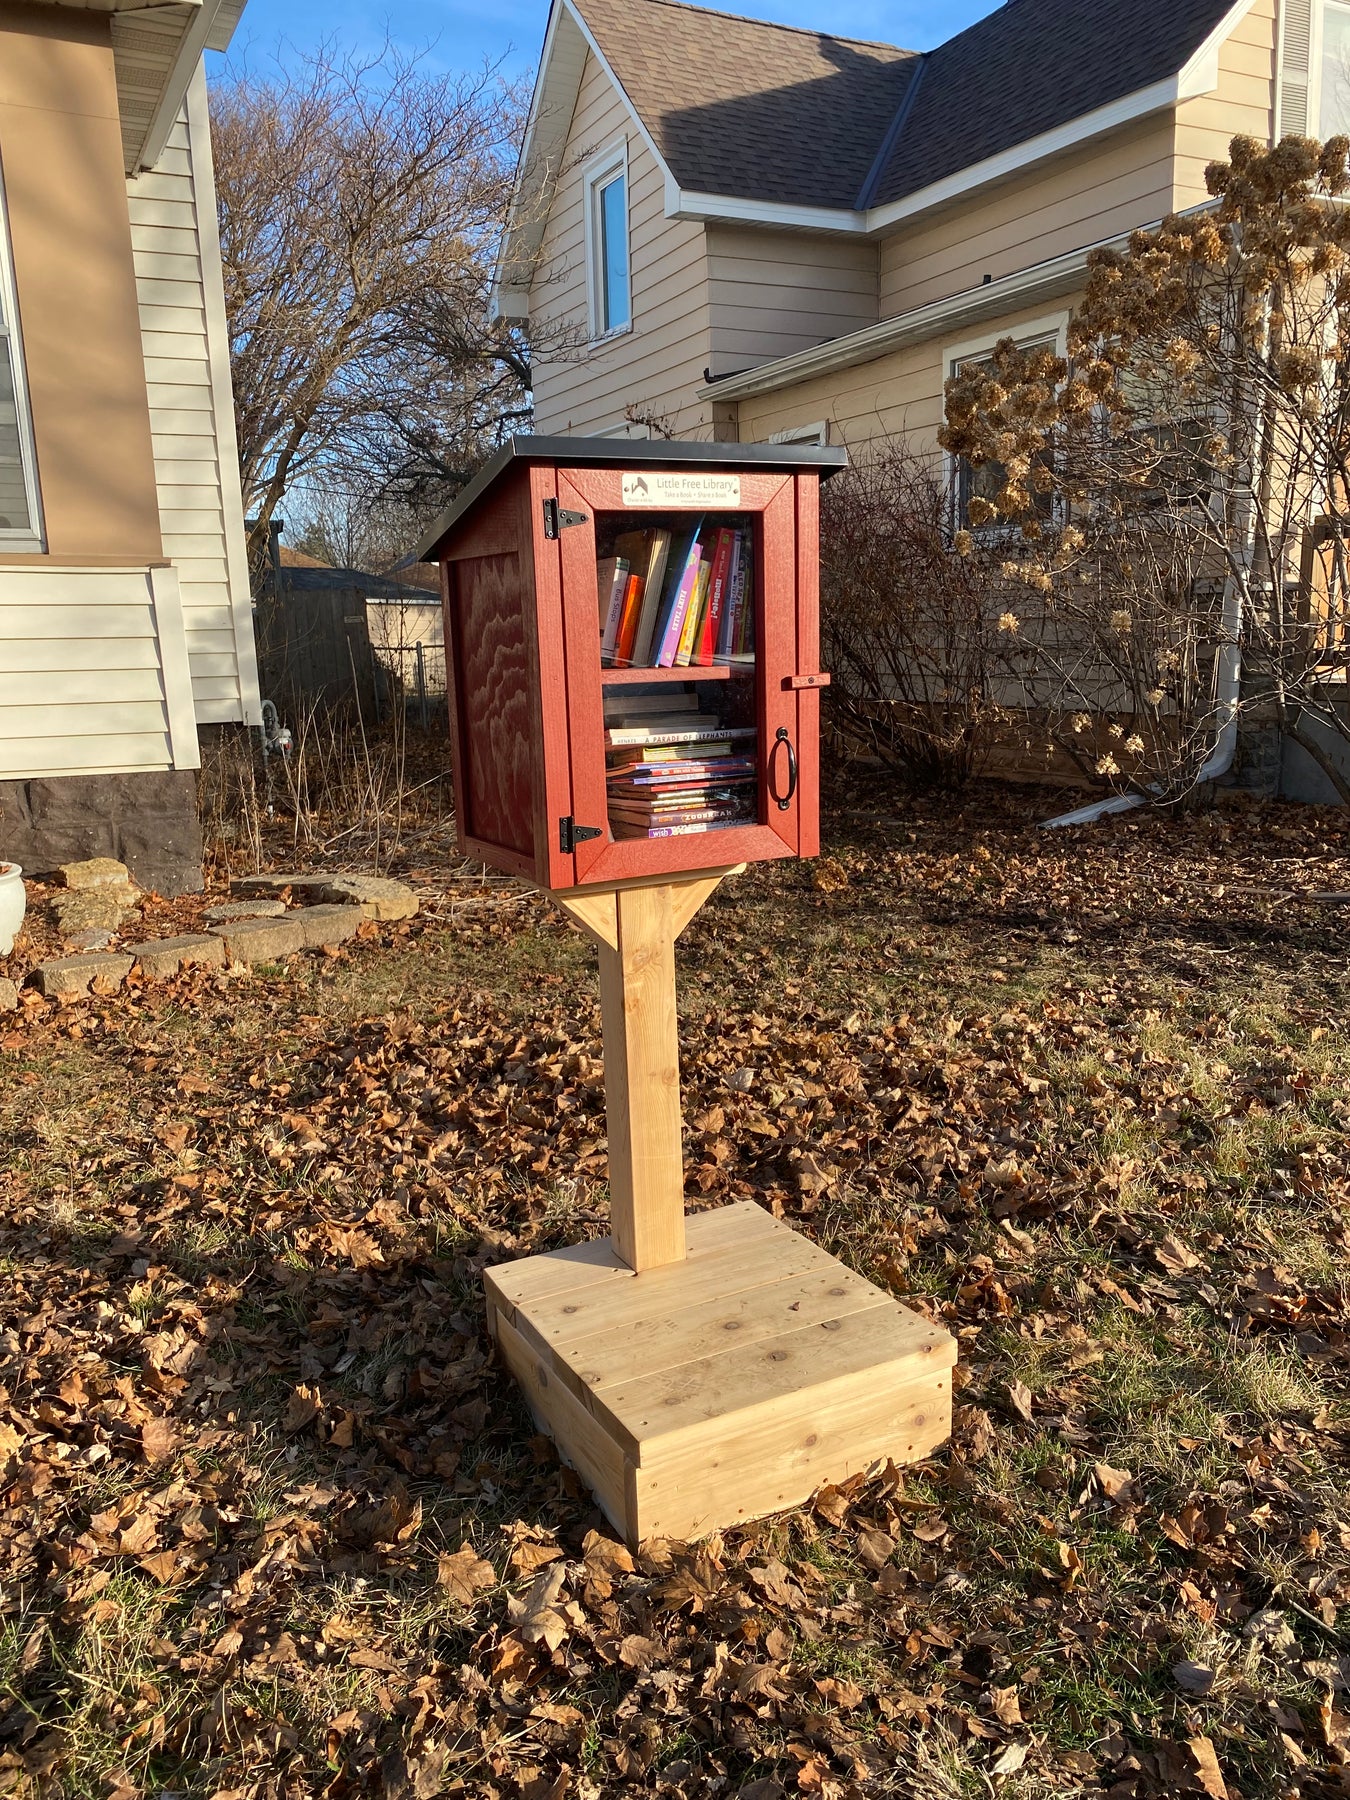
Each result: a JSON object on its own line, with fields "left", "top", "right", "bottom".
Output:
{"left": 542, "top": 498, "right": 589, "bottom": 538}
{"left": 559, "top": 816, "right": 603, "bottom": 854}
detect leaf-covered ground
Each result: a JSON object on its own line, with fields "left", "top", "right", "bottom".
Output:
{"left": 2, "top": 782, "right": 1349, "bottom": 1800}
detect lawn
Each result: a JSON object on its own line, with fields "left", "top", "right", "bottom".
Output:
{"left": 1, "top": 781, "right": 1348, "bottom": 1800}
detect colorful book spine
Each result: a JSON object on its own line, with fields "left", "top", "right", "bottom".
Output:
{"left": 599, "top": 557, "right": 629, "bottom": 665}
{"left": 674, "top": 560, "right": 711, "bottom": 667}
{"left": 613, "top": 573, "right": 646, "bottom": 667}
{"left": 697, "top": 530, "right": 734, "bottom": 666}
{"left": 715, "top": 534, "right": 743, "bottom": 662}
{"left": 655, "top": 532, "right": 704, "bottom": 667}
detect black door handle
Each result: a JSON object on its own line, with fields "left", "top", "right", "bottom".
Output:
{"left": 773, "top": 725, "right": 797, "bottom": 811}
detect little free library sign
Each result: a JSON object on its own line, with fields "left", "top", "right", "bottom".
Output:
{"left": 621, "top": 469, "right": 741, "bottom": 508}
{"left": 416, "top": 437, "right": 956, "bottom": 1546}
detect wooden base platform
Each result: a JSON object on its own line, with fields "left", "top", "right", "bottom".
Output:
{"left": 485, "top": 1201, "right": 957, "bottom": 1545}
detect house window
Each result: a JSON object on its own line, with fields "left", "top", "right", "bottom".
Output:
{"left": 949, "top": 333, "right": 1060, "bottom": 531}
{"left": 769, "top": 422, "right": 830, "bottom": 446}
{"left": 0, "top": 169, "right": 41, "bottom": 549}
{"left": 1321, "top": 0, "right": 1350, "bottom": 132}
{"left": 585, "top": 144, "right": 630, "bottom": 339}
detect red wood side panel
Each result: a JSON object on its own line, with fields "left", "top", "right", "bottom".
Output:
{"left": 528, "top": 464, "right": 579, "bottom": 889}
{"left": 794, "top": 472, "right": 822, "bottom": 860}
{"left": 440, "top": 556, "right": 470, "bottom": 843}
{"left": 449, "top": 550, "right": 536, "bottom": 860}
{"left": 555, "top": 470, "right": 611, "bottom": 885}
{"left": 758, "top": 480, "right": 799, "bottom": 856}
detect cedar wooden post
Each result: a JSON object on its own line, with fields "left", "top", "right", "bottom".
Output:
{"left": 554, "top": 867, "right": 739, "bottom": 1272}
{"left": 599, "top": 884, "right": 684, "bottom": 1271}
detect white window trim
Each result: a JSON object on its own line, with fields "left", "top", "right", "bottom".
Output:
{"left": 769, "top": 421, "right": 830, "bottom": 446}
{"left": 0, "top": 167, "right": 43, "bottom": 553}
{"left": 582, "top": 138, "right": 632, "bottom": 345}
{"left": 942, "top": 312, "right": 1069, "bottom": 534}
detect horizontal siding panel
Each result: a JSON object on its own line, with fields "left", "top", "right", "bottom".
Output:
{"left": 0, "top": 733, "right": 172, "bottom": 777}
{"left": 143, "top": 357, "right": 212, "bottom": 386}
{"left": 137, "top": 276, "right": 208, "bottom": 309}
{"left": 129, "top": 226, "right": 201, "bottom": 259}
{"left": 0, "top": 668, "right": 166, "bottom": 706}
{"left": 150, "top": 408, "right": 215, "bottom": 437}
{"left": 0, "top": 637, "right": 162, "bottom": 673}
{"left": 184, "top": 649, "right": 246, "bottom": 677}
{"left": 0, "top": 700, "right": 172, "bottom": 736}
{"left": 193, "top": 697, "right": 245, "bottom": 725}
{"left": 191, "top": 675, "right": 250, "bottom": 702}
{"left": 0, "top": 601, "right": 156, "bottom": 635}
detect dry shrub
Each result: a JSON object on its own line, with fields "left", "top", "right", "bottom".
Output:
{"left": 820, "top": 439, "right": 1005, "bottom": 787}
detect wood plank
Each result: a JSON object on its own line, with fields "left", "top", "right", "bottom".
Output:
{"left": 632, "top": 1364, "right": 952, "bottom": 1542}
{"left": 516, "top": 1213, "right": 829, "bottom": 1375}
{"left": 553, "top": 889, "right": 618, "bottom": 952}
{"left": 606, "top": 1300, "right": 954, "bottom": 1451}
{"left": 492, "top": 1308, "right": 632, "bottom": 1538}
{"left": 600, "top": 883, "right": 686, "bottom": 1273}
{"left": 573, "top": 1263, "right": 892, "bottom": 1395}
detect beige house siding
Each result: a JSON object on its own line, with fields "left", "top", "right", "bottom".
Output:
{"left": 530, "top": 50, "right": 712, "bottom": 436}
{"left": 0, "top": 564, "right": 197, "bottom": 778}
{"left": 736, "top": 293, "right": 1086, "bottom": 455}
{"left": 1174, "top": 0, "right": 1276, "bottom": 205}
{"left": 705, "top": 226, "right": 878, "bottom": 379}
{"left": 128, "top": 66, "right": 261, "bottom": 727}
{"left": 879, "top": 116, "right": 1177, "bottom": 320}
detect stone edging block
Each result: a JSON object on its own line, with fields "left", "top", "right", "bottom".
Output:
{"left": 32, "top": 954, "right": 135, "bottom": 998}
{"left": 0, "top": 977, "right": 17, "bottom": 1012}
{"left": 126, "top": 934, "right": 227, "bottom": 980}
{"left": 319, "top": 876, "right": 419, "bottom": 921}
{"left": 292, "top": 904, "right": 363, "bottom": 949}
{"left": 208, "top": 916, "right": 307, "bottom": 964}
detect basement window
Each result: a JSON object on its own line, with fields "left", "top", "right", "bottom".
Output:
{"left": 0, "top": 166, "right": 42, "bottom": 550}
{"left": 585, "top": 143, "right": 631, "bottom": 340}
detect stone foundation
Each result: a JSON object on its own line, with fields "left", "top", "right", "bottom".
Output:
{"left": 0, "top": 771, "right": 204, "bottom": 896}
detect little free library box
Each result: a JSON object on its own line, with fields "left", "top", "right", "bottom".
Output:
{"left": 420, "top": 439, "right": 955, "bottom": 1544}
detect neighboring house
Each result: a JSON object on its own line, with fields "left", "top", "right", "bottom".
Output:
{"left": 496, "top": 0, "right": 1290, "bottom": 477}
{"left": 0, "top": 0, "right": 259, "bottom": 894}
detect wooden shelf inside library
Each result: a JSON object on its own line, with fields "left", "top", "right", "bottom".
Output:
{"left": 601, "top": 664, "right": 750, "bottom": 686}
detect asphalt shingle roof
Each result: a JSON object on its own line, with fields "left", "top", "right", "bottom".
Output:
{"left": 576, "top": 0, "right": 918, "bottom": 207}
{"left": 870, "top": 0, "right": 1242, "bottom": 208}
{"left": 576, "top": 0, "right": 1242, "bottom": 213}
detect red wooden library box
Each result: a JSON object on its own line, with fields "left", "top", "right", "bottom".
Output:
{"left": 417, "top": 436, "right": 847, "bottom": 892}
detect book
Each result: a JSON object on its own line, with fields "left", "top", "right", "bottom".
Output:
{"left": 725, "top": 533, "right": 755, "bottom": 662}
{"left": 696, "top": 530, "right": 735, "bottom": 667}
{"left": 605, "top": 723, "right": 756, "bottom": 747}
{"left": 615, "top": 529, "right": 673, "bottom": 668}
{"left": 598, "top": 556, "right": 629, "bottom": 665}
{"left": 611, "top": 819, "right": 737, "bottom": 839}
{"left": 655, "top": 528, "right": 704, "bottom": 666}
{"left": 612, "top": 572, "right": 647, "bottom": 666}
{"left": 674, "top": 559, "right": 710, "bottom": 667}
{"left": 715, "top": 534, "right": 742, "bottom": 662}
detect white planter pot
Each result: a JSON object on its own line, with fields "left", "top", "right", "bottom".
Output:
{"left": 0, "top": 863, "right": 25, "bottom": 956}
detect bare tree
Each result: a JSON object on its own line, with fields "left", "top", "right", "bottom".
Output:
{"left": 211, "top": 41, "right": 529, "bottom": 568}
{"left": 941, "top": 134, "right": 1350, "bottom": 807}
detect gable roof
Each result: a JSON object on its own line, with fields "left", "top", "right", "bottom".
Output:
{"left": 869, "top": 0, "right": 1246, "bottom": 210}
{"left": 575, "top": 0, "right": 917, "bottom": 208}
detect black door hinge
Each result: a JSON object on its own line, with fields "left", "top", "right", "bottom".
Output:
{"left": 542, "top": 498, "right": 589, "bottom": 538}
{"left": 559, "top": 816, "right": 603, "bottom": 855}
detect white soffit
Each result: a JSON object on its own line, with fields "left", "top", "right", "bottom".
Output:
{"left": 26, "top": 0, "right": 243, "bottom": 172}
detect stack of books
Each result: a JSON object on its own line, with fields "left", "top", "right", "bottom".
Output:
{"left": 598, "top": 520, "right": 754, "bottom": 668}
{"left": 604, "top": 692, "right": 757, "bottom": 838}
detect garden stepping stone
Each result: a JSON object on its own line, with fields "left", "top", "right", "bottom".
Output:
{"left": 318, "top": 875, "right": 418, "bottom": 920}
{"left": 127, "top": 935, "right": 227, "bottom": 980}
{"left": 208, "top": 916, "right": 306, "bottom": 964}
{"left": 53, "top": 888, "right": 138, "bottom": 936}
{"left": 32, "top": 953, "right": 134, "bottom": 998}
{"left": 0, "top": 978, "right": 16, "bottom": 1012}
{"left": 292, "top": 904, "right": 362, "bottom": 948}
{"left": 204, "top": 900, "right": 286, "bottom": 922}
{"left": 230, "top": 874, "right": 329, "bottom": 898}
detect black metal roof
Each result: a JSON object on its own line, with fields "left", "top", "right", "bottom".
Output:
{"left": 417, "top": 435, "right": 848, "bottom": 559}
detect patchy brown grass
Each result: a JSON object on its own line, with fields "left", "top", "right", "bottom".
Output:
{"left": 1, "top": 779, "right": 1348, "bottom": 1800}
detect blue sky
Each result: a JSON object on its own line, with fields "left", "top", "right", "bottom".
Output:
{"left": 213, "top": 0, "right": 1002, "bottom": 89}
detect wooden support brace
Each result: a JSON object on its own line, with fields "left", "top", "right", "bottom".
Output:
{"left": 553, "top": 866, "right": 743, "bottom": 1273}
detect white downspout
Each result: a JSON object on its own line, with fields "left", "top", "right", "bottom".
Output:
{"left": 1041, "top": 585, "right": 1242, "bottom": 828}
